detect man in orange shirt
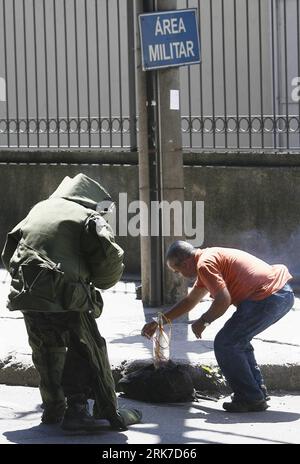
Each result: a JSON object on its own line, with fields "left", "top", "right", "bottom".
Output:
{"left": 141, "top": 240, "right": 294, "bottom": 412}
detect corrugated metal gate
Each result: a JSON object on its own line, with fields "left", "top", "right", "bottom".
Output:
{"left": 0, "top": 0, "right": 136, "bottom": 149}
{"left": 0, "top": 0, "right": 300, "bottom": 151}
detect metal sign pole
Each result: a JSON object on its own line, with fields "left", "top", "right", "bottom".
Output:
{"left": 155, "top": 0, "right": 187, "bottom": 306}
{"left": 135, "top": 0, "right": 163, "bottom": 306}
{"left": 135, "top": 0, "right": 188, "bottom": 306}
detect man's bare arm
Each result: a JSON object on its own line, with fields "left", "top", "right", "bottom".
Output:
{"left": 192, "top": 286, "right": 232, "bottom": 338}
{"left": 164, "top": 286, "right": 208, "bottom": 322}
{"left": 200, "top": 286, "right": 231, "bottom": 323}
{"left": 141, "top": 286, "right": 208, "bottom": 339}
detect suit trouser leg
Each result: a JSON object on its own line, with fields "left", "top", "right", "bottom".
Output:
{"left": 23, "top": 311, "right": 123, "bottom": 426}
{"left": 23, "top": 312, "right": 67, "bottom": 416}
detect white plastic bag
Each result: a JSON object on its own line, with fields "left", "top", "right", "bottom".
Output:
{"left": 152, "top": 313, "right": 171, "bottom": 368}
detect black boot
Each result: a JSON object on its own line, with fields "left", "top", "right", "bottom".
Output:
{"left": 41, "top": 401, "right": 66, "bottom": 425}
{"left": 61, "top": 395, "right": 103, "bottom": 432}
{"left": 109, "top": 408, "right": 142, "bottom": 431}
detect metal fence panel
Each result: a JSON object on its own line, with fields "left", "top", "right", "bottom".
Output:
{"left": 0, "top": 0, "right": 136, "bottom": 149}
{"left": 179, "top": 0, "right": 300, "bottom": 151}
{"left": 1, "top": 0, "right": 300, "bottom": 152}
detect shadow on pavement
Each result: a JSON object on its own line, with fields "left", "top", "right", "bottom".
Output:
{"left": 192, "top": 403, "right": 300, "bottom": 424}
{"left": 109, "top": 332, "right": 214, "bottom": 355}
{"left": 3, "top": 397, "right": 300, "bottom": 444}
{"left": 3, "top": 423, "right": 129, "bottom": 444}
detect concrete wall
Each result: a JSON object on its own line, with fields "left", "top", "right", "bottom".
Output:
{"left": 1, "top": 154, "right": 300, "bottom": 289}
{"left": 186, "top": 164, "right": 300, "bottom": 288}
{"left": 0, "top": 161, "right": 139, "bottom": 274}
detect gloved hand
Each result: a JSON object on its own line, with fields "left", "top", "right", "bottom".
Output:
{"left": 109, "top": 408, "right": 142, "bottom": 431}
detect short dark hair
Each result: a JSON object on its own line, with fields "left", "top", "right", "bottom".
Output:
{"left": 166, "top": 241, "right": 195, "bottom": 266}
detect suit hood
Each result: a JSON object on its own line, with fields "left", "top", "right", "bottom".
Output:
{"left": 50, "top": 173, "right": 113, "bottom": 212}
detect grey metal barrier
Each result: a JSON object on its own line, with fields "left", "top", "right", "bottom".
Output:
{"left": 179, "top": 0, "right": 300, "bottom": 151}
{"left": 0, "top": 0, "right": 137, "bottom": 149}
{"left": 1, "top": 0, "right": 300, "bottom": 152}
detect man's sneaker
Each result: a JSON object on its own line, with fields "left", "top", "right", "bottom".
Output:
{"left": 230, "top": 385, "right": 270, "bottom": 403}
{"left": 61, "top": 402, "right": 103, "bottom": 432}
{"left": 223, "top": 398, "right": 269, "bottom": 413}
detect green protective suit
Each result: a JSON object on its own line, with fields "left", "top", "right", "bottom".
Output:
{"left": 1, "top": 174, "right": 138, "bottom": 428}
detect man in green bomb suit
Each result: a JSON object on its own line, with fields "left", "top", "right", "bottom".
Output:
{"left": 2, "top": 173, "right": 141, "bottom": 432}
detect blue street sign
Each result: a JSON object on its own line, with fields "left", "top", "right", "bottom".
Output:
{"left": 139, "top": 9, "right": 201, "bottom": 71}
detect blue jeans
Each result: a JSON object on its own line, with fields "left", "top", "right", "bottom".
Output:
{"left": 214, "top": 283, "right": 294, "bottom": 402}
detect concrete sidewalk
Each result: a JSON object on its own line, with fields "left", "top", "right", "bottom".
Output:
{"left": 0, "top": 273, "right": 300, "bottom": 390}
{"left": 1, "top": 385, "right": 300, "bottom": 444}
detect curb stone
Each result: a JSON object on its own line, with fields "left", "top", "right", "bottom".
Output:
{"left": 1, "top": 355, "right": 300, "bottom": 393}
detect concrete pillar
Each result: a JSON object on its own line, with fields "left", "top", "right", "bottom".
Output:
{"left": 135, "top": 0, "right": 151, "bottom": 304}
{"left": 156, "top": 0, "right": 187, "bottom": 305}
{"left": 135, "top": 0, "right": 187, "bottom": 306}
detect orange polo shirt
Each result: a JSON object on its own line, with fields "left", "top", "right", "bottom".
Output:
{"left": 194, "top": 247, "right": 292, "bottom": 306}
